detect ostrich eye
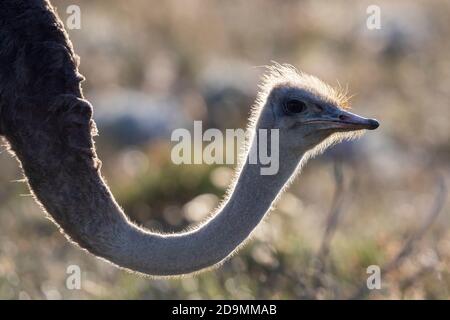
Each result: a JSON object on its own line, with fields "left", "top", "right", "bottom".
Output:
{"left": 284, "top": 99, "right": 306, "bottom": 114}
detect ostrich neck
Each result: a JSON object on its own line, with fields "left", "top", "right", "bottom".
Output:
{"left": 21, "top": 129, "right": 303, "bottom": 275}
{"left": 117, "top": 141, "right": 303, "bottom": 275}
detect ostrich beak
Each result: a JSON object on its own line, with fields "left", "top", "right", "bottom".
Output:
{"left": 305, "top": 109, "right": 379, "bottom": 131}
{"left": 333, "top": 110, "right": 380, "bottom": 131}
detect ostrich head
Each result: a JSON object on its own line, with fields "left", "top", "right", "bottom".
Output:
{"left": 253, "top": 65, "right": 379, "bottom": 159}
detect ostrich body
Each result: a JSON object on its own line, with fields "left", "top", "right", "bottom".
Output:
{"left": 0, "top": 0, "right": 379, "bottom": 276}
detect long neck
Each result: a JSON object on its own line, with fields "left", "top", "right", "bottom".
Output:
{"left": 19, "top": 130, "right": 302, "bottom": 276}
{"left": 122, "top": 144, "right": 303, "bottom": 275}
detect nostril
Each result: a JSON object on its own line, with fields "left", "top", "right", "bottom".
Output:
{"left": 338, "top": 115, "right": 348, "bottom": 121}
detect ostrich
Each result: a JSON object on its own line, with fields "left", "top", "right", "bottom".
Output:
{"left": 0, "top": 0, "right": 379, "bottom": 276}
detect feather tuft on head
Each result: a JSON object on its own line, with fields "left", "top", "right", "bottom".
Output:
{"left": 255, "top": 62, "right": 353, "bottom": 111}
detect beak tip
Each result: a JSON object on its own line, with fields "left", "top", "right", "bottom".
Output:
{"left": 367, "top": 119, "right": 380, "bottom": 130}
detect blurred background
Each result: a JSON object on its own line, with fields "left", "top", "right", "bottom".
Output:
{"left": 0, "top": 0, "right": 449, "bottom": 299}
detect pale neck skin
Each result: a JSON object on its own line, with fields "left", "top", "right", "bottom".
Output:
{"left": 113, "top": 139, "right": 304, "bottom": 275}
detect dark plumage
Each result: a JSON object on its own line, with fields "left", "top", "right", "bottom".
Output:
{"left": 0, "top": 0, "right": 104, "bottom": 254}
